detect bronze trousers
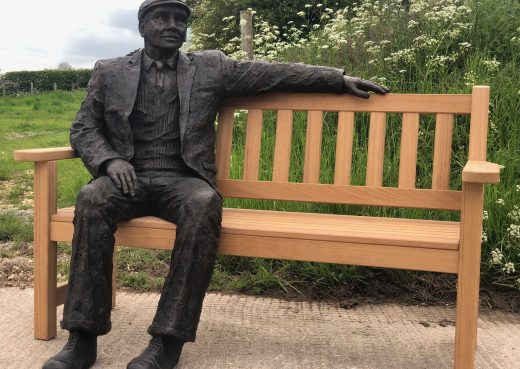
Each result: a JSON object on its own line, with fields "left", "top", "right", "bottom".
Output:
{"left": 60, "top": 170, "right": 222, "bottom": 342}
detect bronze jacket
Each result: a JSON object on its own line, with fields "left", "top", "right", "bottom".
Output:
{"left": 70, "top": 49, "right": 345, "bottom": 188}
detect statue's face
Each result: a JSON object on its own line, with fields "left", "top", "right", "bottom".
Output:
{"left": 139, "top": 5, "right": 188, "bottom": 50}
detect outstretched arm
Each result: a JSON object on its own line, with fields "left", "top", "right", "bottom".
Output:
{"left": 219, "top": 51, "right": 388, "bottom": 98}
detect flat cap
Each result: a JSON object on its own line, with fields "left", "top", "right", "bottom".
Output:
{"left": 138, "top": 0, "right": 191, "bottom": 20}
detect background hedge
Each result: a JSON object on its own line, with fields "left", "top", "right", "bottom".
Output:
{"left": 0, "top": 69, "right": 92, "bottom": 95}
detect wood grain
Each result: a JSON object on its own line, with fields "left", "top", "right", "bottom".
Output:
{"left": 334, "top": 112, "right": 355, "bottom": 185}
{"left": 303, "top": 111, "right": 324, "bottom": 184}
{"left": 398, "top": 113, "right": 420, "bottom": 189}
{"left": 216, "top": 107, "right": 235, "bottom": 180}
{"left": 272, "top": 110, "right": 294, "bottom": 182}
{"left": 222, "top": 93, "right": 473, "bottom": 114}
{"left": 432, "top": 114, "right": 454, "bottom": 190}
{"left": 366, "top": 113, "right": 387, "bottom": 187}
{"left": 243, "top": 109, "right": 263, "bottom": 180}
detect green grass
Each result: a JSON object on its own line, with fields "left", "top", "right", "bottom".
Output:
{"left": 0, "top": 211, "right": 33, "bottom": 244}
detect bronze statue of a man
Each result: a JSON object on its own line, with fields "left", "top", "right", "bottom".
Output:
{"left": 42, "top": 1, "right": 388, "bottom": 368}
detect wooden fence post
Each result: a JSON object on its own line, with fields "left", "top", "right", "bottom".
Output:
{"left": 240, "top": 10, "right": 254, "bottom": 60}
{"left": 30, "top": 81, "right": 34, "bottom": 95}
{"left": 53, "top": 82, "right": 57, "bottom": 91}
{"left": 2, "top": 85, "right": 5, "bottom": 98}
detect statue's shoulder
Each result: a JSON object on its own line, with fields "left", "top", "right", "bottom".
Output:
{"left": 94, "top": 49, "right": 142, "bottom": 71}
{"left": 182, "top": 49, "right": 225, "bottom": 64}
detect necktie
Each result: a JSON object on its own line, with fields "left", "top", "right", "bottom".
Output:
{"left": 154, "top": 60, "right": 165, "bottom": 90}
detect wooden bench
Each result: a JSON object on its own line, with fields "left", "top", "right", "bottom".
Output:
{"left": 14, "top": 86, "right": 500, "bottom": 369}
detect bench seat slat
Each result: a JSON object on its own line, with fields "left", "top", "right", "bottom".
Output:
{"left": 52, "top": 207, "right": 459, "bottom": 251}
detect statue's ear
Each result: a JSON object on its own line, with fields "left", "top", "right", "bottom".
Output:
{"left": 138, "top": 20, "right": 146, "bottom": 38}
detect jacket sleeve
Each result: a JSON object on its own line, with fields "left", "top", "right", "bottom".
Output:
{"left": 218, "top": 51, "right": 345, "bottom": 97}
{"left": 70, "top": 61, "right": 124, "bottom": 177}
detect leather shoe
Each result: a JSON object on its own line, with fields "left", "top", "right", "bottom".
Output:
{"left": 127, "top": 335, "right": 184, "bottom": 369}
{"left": 42, "top": 330, "right": 97, "bottom": 369}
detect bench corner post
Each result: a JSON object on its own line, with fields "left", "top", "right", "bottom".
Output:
{"left": 454, "top": 182, "right": 484, "bottom": 369}
{"left": 33, "top": 161, "right": 58, "bottom": 340}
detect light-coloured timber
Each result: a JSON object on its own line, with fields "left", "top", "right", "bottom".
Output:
{"left": 216, "top": 107, "right": 235, "bottom": 180}
{"left": 398, "top": 113, "right": 420, "bottom": 189}
{"left": 366, "top": 112, "right": 387, "bottom": 187}
{"left": 243, "top": 109, "right": 263, "bottom": 180}
{"left": 462, "top": 161, "right": 500, "bottom": 184}
{"left": 216, "top": 180, "right": 462, "bottom": 210}
{"left": 334, "top": 112, "right": 355, "bottom": 185}
{"left": 432, "top": 114, "right": 454, "bottom": 190}
{"left": 51, "top": 207, "right": 460, "bottom": 251}
{"left": 272, "top": 110, "right": 294, "bottom": 182}
{"left": 222, "top": 93, "right": 473, "bottom": 114}
{"left": 455, "top": 183, "right": 484, "bottom": 369}
{"left": 14, "top": 147, "right": 77, "bottom": 162}
{"left": 303, "top": 111, "right": 324, "bottom": 183}
{"left": 468, "top": 86, "right": 490, "bottom": 161}
{"left": 33, "top": 161, "right": 58, "bottom": 340}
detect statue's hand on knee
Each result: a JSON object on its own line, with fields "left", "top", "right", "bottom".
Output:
{"left": 105, "top": 159, "right": 137, "bottom": 197}
{"left": 343, "top": 76, "right": 390, "bottom": 99}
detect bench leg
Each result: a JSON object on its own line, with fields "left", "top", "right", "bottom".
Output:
{"left": 112, "top": 247, "right": 117, "bottom": 309}
{"left": 33, "top": 161, "right": 58, "bottom": 340}
{"left": 454, "top": 183, "right": 484, "bottom": 369}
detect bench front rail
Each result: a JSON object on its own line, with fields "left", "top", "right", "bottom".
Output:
{"left": 14, "top": 86, "right": 499, "bottom": 369}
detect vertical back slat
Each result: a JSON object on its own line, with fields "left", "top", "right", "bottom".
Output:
{"left": 334, "top": 112, "right": 355, "bottom": 185}
{"left": 303, "top": 111, "right": 324, "bottom": 184}
{"left": 216, "top": 107, "right": 235, "bottom": 180}
{"left": 432, "top": 113, "right": 454, "bottom": 190}
{"left": 469, "top": 86, "right": 490, "bottom": 161}
{"left": 398, "top": 113, "right": 420, "bottom": 189}
{"left": 243, "top": 109, "right": 264, "bottom": 180}
{"left": 272, "top": 110, "right": 294, "bottom": 182}
{"left": 366, "top": 112, "right": 387, "bottom": 187}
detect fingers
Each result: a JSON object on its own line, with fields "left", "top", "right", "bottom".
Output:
{"left": 118, "top": 172, "right": 129, "bottom": 195}
{"left": 106, "top": 159, "right": 137, "bottom": 196}
{"left": 123, "top": 170, "right": 135, "bottom": 197}
{"left": 109, "top": 172, "right": 122, "bottom": 190}
{"left": 358, "top": 79, "right": 389, "bottom": 95}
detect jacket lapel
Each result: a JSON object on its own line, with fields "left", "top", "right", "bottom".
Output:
{"left": 123, "top": 49, "right": 142, "bottom": 119}
{"left": 177, "top": 51, "right": 196, "bottom": 140}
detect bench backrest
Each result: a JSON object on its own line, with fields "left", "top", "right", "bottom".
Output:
{"left": 215, "top": 86, "right": 489, "bottom": 212}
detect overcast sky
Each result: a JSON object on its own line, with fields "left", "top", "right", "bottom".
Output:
{"left": 0, "top": 0, "right": 147, "bottom": 73}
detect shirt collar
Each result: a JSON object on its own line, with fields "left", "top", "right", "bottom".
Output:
{"left": 142, "top": 50, "right": 179, "bottom": 71}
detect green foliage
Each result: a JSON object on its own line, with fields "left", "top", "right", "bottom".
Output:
{"left": 0, "top": 211, "right": 33, "bottom": 243}
{"left": 187, "top": 0, "right": 355, "bottom": 50}
{"left": 0, "top": 69, "right": 92, "bottom": 95}
{"left": 194, "top": 0, "right": 520, "bottom": 291}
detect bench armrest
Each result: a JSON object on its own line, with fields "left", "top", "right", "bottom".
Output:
{"left": 14, "top": 147, "right": 78, "bottom": 162}
{"left": 462, "top": 161, "right": 500, "bottom": 184}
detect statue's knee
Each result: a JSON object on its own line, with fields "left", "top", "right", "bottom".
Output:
{"left": 76, "top": 182, "right": 111, "bottom": 215}
{"left": 186, "top": 189, "right": 222, "bottom": 216}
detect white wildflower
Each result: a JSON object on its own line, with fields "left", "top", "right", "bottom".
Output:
{"left": 508, "top": 224, "right": 520, "bottom": 239}
{"left": 508, "top": 206, "right": 520, "bottom": 222}
{"left": 481, "top": 231, "right": 488, "bottom": 244}
{"left": 516, "top": 184, "right": 520, "bottom": 192}
{"left": 502, "top": 262, "right": 516, "bottom": 274}
{"left": 490, "top": 249, "right": 504, "bottom": 265}
{"left": 496, "top": 198, "right": 505, "bottom": 205}
{"left": 483, "top": 210, "right": 489, "bottom": 221}
{"left": 297, "top": 11, "right": 306, "bottom": 17}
